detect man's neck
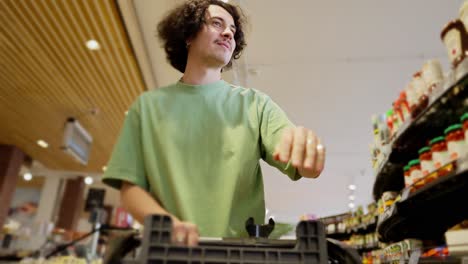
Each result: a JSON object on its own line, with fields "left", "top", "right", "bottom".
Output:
{"left": 182, "top": 58, "right": 222, "bottom": 85}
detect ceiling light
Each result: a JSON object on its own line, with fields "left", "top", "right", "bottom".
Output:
{"left": 348, "top": 185, "right": 356, "bottom": 191}
{"left": 86, "top": 39, "right": 101, "bottom": 50}
{"left": 125, "top": 111, "right": 128, "bottom": 115}
{"left": 23, "top": 172, "right": 32, "bottom": 181}
{"left": 348, "top": 203, "right": 355, "bottom": 209}
{"left": 84, "top": 176, "right": 94, "bottom": 185}
{"left": 220, "top": 0, "right": 229, "bottom": 2}
{"left": 102, "top": 166, "right": 107, "bottom": 172}
{"left": 37, "top": 140, "right": 49, "bottom": 148}
{"left": 348, "top": 195, "right": 355, "bottom": 201}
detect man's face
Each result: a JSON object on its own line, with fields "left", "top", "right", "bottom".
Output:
{"left": 188, "top": 5, "right": 237, "bottom": 68}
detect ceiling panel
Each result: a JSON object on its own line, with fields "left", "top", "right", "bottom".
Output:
{"left": 0, "top": 0, "right": 146, "bottom": 172}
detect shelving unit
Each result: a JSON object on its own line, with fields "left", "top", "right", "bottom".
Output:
{"left": 373, "top": 70, "right": 468, "bottom": 200}
{"left": 377, "top": 157, "right": 468, "bottom": 243}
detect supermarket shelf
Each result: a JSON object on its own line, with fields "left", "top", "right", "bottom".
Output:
{"left": 383, "top": 257, "right": 461, "bottom": 264}
{"left": 377, "top": 158, "right": 468, "bottom": 243}
{"left": 326, "top": 220, "right": 377, "bottom": 241}
{"left": 326, "top": 232, "right": 352, "bottom": 241}
{"left": 356, "top": 244, "right": 380, "bottom": 254}
{"left": 373, "top": 70, "right": 468, "bottom": 200}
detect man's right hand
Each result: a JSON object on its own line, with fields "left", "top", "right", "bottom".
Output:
{"left": 172, "top": 220, "right": 199, "bottom": 246}
{"left": 120, "top": 182, "right": 200, "bottom": 246}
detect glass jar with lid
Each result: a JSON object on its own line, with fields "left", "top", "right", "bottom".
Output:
{"left": 461, "top": 113, "right": 468, "bottom": 145}
{"left": 418, "top": 146, "right": 435, "bottom": 176}
{"left": 403, "top": 165, "right": 411, "bottom": 188}
{"left": 444, "top": 124, "right": 466, "bottom": 161}
{"left": 409, "top": 159, "right": 424, "bottom": 189}
{"left": 430, "top": 136, "right": 450, "bottom": 169}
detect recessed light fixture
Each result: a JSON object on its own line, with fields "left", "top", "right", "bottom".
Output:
{"left": 86, "top": 39, "right": 101, "bottom": 50}
{"left": 348, "top": 184, "right": 356, "bottom": 191}
{"left": 84, "top": 176, "right": 94, "bottom": 185}
{"left": 348, "top": 203, "right": 355, "bottom": 209}
{"left": 348, "top": 195, "right": 355, "bottom": 201}
{"left": 102, "top": 166, "right": 107, "bottom": 172}
{"left": 23, "top": 172, "right": 33, "bottom": 181}
{"left": 125, "top": 111, "right": 128, "bottom": 116}
{"left": 37, "top": 140, "right": 49, "bottom": 148}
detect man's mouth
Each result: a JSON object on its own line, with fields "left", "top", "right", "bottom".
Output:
{"left": 217, "top": 41, "right": 230, "bottom": 50}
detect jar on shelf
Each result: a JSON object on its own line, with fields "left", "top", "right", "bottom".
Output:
{"left": 410, "top": 72, "right": 429, "bottom": 118}
{"left": 444, "top": 124, "right": 467, "bottom": 161}
{"left": 399, "top": 91, "right": 411, "bottom": 121}
{"left": 386, "top": 109, "right": 396, "bottom": 136}
{"left": 430, "top": 136, "right": 450, "bottom": 169}
{"left": 393, "top": 100, "right": 404, "bottom": 125}
{"left": 409, "top": 159, "right": 424, "bottom": 189}
{"left": 441, "top": 19, "right": 468, "bottom": 68}
{"left": 462, "top": 113, "right": 468, "bottom": 145}
{"left": 382, "top": 191, "right": 397, "bottom": 212}
{"left": 421, "top": 60, "right": 443, "bottom": 94}
{"left": 403, "top": 165, "right": 411, "bottom": 188}
{"left": 460, "top": 0, "right": 468, "bottom": 33}
{"left": 418, "top": 146, "right": 435, "bottom": 176}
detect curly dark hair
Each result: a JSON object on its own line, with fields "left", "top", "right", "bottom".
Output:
{"left": 157, "top": 0, "right": 247, "bottom": 73}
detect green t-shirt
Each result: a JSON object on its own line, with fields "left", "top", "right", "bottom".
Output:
{"left": 103, "top": 80, "right": 301, "bottom": 237}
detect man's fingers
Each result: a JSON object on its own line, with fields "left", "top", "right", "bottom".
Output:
{"left": 186, "top": 223, "right": 199, "bottom": 246}
{"left": 314, "top": 138, "right": 326, "bottom": 176}
{"left": 303, "top": 131, "right": 317, "bottom": 169}
{"left": 172, "top": 222, "right": 187, "bottom": 245}
{"left": 291, "top": 127, "right": 307, "bottom": 167}
{"left": 279, "top": 127, "right": 294, "bottom": 162}
{"left": 172, "top": 222, "right": 199, "bottom": 246}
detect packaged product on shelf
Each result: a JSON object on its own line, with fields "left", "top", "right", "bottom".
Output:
{"left": 408, "top": 159, "right": 424, "bottom": 189}
{"left": 399, "top": 91, "right": 411, "bottom": 121}
{"left": 410, "top": 72, "right": 429, "bottom": 118}
{"left": 367, "top": 202, "right": 378, "bottom": 217}
{"left": 461, "top": 0, "right": 468, "bottom": 27}
{"left": 377, "top": 199, "right": 384, "bottom": 215}
{"left": 421, "top": 59, "right": 444, "bottom": 95}
{"left": 418, "top": 146, "right": 435, "bottom": 177}
{"left": 430, "top": 136, "right": 451, "bottom": 169}
{"left": 461, "top": 113, "right": 468, "bottom": 145}
{"left": 405, "top": 83, "right": 418, "bottom": 111}
{"left": 386, "top": 109, "right": 397, "bottom": 137}
{"left": 401, "top": 239, "right": 423, "bottom": 260}
{"left": 444, "top": 124, "right": 467, "bottom": 161}
{"left": 403, "top": 165, "right": 412, "bottom": 187}
{"left": 381, "top": 191, "right": 397, "bottom": 212}
{"left": 441, "top": 19, "right": 468, "bottom": 69}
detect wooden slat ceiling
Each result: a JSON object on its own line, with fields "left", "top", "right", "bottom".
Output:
{"left": 0, "top": 0, "right": 147, "bottom": 173}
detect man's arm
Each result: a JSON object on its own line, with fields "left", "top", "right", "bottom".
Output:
{"left": 120, "top": 181, "right": 177, "bottom": 223}
{"left": 120, "top": 181, "right": 199, "bottom": 246}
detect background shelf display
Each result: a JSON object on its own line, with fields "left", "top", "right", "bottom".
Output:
{"left": 377, "top": 157, "right": 468, "bottom": 243}
{"left": 373, "top": 72, "right": 468, "bottom": 200}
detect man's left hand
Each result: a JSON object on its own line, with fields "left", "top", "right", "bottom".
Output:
{"left": 273, "top": 126, "right": 326, "bottom": 178}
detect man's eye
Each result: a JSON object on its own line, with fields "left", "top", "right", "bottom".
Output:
{"left": 212, "top": 21, "right": 222, "bottom": 27}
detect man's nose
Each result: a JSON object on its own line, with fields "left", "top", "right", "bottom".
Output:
{"left": 222, "top": 28, "right": 233, "bottom": 40}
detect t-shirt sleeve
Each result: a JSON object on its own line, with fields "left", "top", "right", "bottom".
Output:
{"left": 258, "top": 94, "right": 302, "bottom": 181}
{"left": 102, "top": 101, "right": 148, "bottom": 190}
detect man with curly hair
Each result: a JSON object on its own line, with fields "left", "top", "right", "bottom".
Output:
{"left": 103, "top": 0, "right": 325, "bottom": 246}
